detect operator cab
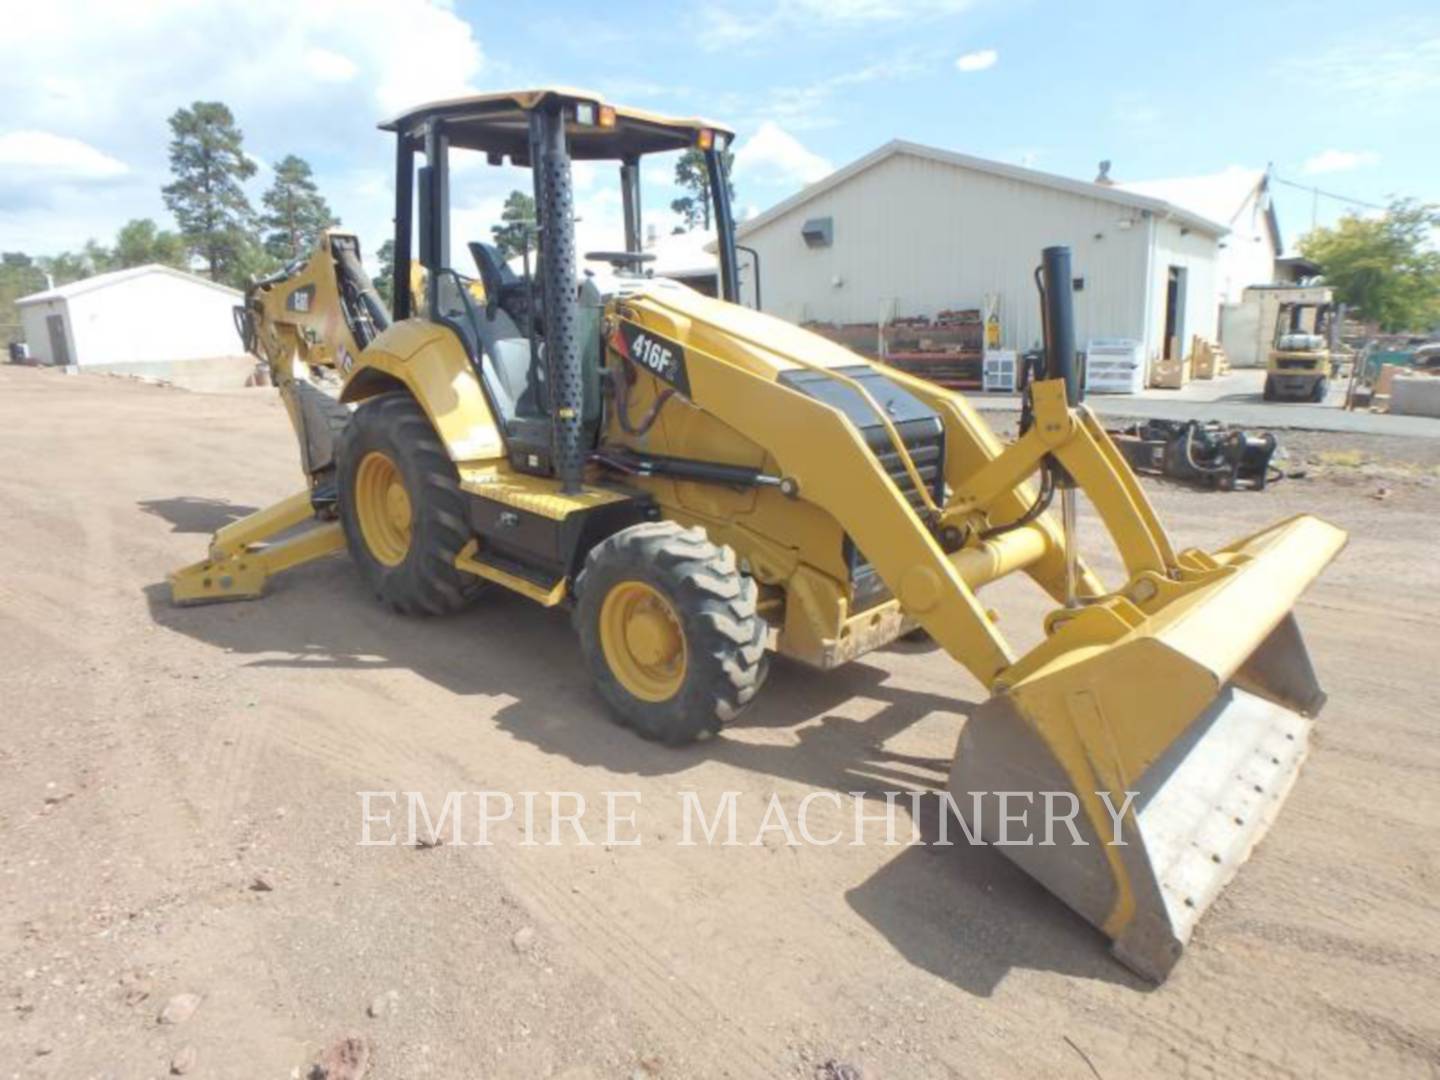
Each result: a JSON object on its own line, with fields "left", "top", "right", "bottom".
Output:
{"left": 379, "top": 89, "right": 738, "bottom": 487}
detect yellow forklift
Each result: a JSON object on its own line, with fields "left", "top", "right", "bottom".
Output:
{"left": 1264, "top": 296, "right": 1338, "bottom": 402}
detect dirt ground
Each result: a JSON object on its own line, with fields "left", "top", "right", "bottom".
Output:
{"left": 2, "top": 365, "right": 1438, "bottom": 1080}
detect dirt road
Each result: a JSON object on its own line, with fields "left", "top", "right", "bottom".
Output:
{"left": 2, "top": 365, "right": 1438, "bottom": 1079}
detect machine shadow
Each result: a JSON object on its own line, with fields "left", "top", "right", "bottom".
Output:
{"left": 139, "top": 496, "right": 261, "bottom": 533}
{"left": 845, "top": 795, "right": 1151, "bottom": 996}
{"left": 142, "top": 548, "right": 1141, "bottom": 993}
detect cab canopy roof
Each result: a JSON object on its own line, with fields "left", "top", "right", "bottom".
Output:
{"left": 379, "top": 88, "right": 732, "bottom": 164}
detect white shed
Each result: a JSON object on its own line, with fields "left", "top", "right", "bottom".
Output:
{"left": 735, "top": 140, "right": 1227, "bottom": 366}
{"left": 16, "top": 265, "right": 242, "bottom": 369}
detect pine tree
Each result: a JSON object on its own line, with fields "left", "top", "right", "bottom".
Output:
{"left": 161, "top": 102, "right": 257, "bottom": 284}
{"left": 669, "top": 148, "right": 735, "bottom": 232}
{"left": 490, "top": 190, "right": 536, "bottom": 259}
{"left": 373, "top": 239, "right": 396, "bottom": 308}
{"left": 260, "top": 155, "right": 340, "bottom": 262}
{"left": 111, "top": 219, "right": 189, "bottom": 270}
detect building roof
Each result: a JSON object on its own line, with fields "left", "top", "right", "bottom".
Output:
{"left": 16, "top": 264, "right": 242, "bottom": 307}
{"left": 643, "top": 229, "right": 718, "bottom": 279}
{"left": 1119, "top": 167, "right": 1281, "bottom": 254}
{"left": 1276, "top": 254, "right": 1322, "bottom": 280}
{"left": 735, "top": 139, "right": 1229, "bottom": 241}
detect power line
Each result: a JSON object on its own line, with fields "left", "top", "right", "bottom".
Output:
{"left": 1271, "top": 174, "right": 1387, "bottom": 211}
{"left": 1270, "top": 174, "right": 1389, "bottom": 230}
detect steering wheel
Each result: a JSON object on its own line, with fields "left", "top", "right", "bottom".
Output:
{"left": 585, "top": 251, "right": 657, "bottom": 272}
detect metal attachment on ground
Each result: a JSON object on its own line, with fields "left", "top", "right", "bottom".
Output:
{"left": 1109, "top": 419, "right": 1280, "bottom": 490}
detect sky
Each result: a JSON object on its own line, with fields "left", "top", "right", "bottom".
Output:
{"left": 2, "top": 0, "right": 1437, "bottom": 271}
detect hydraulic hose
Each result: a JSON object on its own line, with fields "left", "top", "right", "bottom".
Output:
{"left": 607, "top": 362, "right": 674, "bottom": 437}
{"left": 979, "top": 461, "right": 1055, "bottom": 541}
{"left": 1182, "top": 423, "right": 1232, "bottom": 475}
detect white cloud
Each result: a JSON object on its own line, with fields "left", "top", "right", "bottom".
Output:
{"left": 305, "top": 48, "right": 359, "bottom": 84}
{"left": 643, "top": 163, "right": 676, "bottom": 188}
{"left": 0, "top": 130, "right": 128, "bottom": 179}
{"left": 718, "top": 57, "right": 930, "bottom": 133}
{"left": 0, "top": 0, "right": 484, "bottom": 253}
{"left": 734, "top": 122, "right": 833, "bottom": 189}
{"left": 955, "top": 49, "right": 997, "bottom": 72}
{"left": 704, "top": 0, "right": 973, "bottom": 46}
{"left": 1277, "top": 22, "right": 1440, "bottom": 112}
{"left": 1301, "top": 148, "right": 1380, "bottom": 175}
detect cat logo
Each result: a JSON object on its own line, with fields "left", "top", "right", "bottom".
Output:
{"left": 613, "top": 319, "right": 690, "bottom": 395}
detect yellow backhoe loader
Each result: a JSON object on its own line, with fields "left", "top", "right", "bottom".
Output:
{"left": 172, "top": 89, "right": 1345, "bottom": 981}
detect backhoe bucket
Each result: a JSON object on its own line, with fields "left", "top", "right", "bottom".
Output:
{"left": 950, "top": 514, "right": 1346, "bottom": 981}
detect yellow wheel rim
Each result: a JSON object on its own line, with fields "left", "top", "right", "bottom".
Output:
{"left": 599, "top": 580, "right": 687, "bottom": 702}
{"left": 355, "top": 451, "right": 412, "bottom": 567}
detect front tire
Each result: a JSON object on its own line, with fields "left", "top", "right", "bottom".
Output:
{"left": 575, "top": 522, "right": 768, "bottom": 745}
{"left": 336, "top": 392, "right": 482, "bottom": 615}
{"left": 1310, "top": 377, "right": 1329, "bottom": 403}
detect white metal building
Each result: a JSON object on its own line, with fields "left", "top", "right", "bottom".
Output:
{"left": 735, "top": 140, "right": 1228, "bottom": 364}
{"left": 1120, "top": 167, "right": 1280, "bottom": 304}
{"left": 16, "top": 264, "right": 242, "bottom": 368}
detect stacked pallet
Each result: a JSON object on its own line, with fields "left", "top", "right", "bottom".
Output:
{"left": 1150, "top": 347, "right": 1190, "bottom": 389}
{"left": 1189, "top": 336, "right": 1229, "bottom": 380}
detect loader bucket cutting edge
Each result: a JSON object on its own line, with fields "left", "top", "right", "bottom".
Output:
{"left": 949, "top": 513, "right": 1346, "bottom": 982}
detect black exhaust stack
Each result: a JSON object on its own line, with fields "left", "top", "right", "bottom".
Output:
{"left": 532, "top": 105, "right": 585, "bottom": 494}
{"left": 1038, "top": 245, "right": 1082, "bottom": 606}
{"left": 1040, "top": 245, "right": 1081, "bottom": 406}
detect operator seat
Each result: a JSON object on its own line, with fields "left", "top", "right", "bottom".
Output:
{"left": 468, "top": 241, "right": 547, "bottom": 420}
{"left": 470, "top": 242, "right": 533, "bottom": 335}
{"left": 459, "top": 243, "right": 602, "bottom": 472}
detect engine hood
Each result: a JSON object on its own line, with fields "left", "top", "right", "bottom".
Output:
{"left": 615, "top": 278, "right": 874, "bottom": 380}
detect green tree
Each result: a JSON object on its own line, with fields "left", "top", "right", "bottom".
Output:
{"left": 83, "top": 238, "right": 116, "bottom": 274}
{"left": 229, "top": 235, "right": 283, "bottom": 284}
{"left": 37, "top": 251, "right": 92, "bottom": 286}
{"left": 490, "top": 190, "right": 536, "bottom": 260}
{"left": 373, "top": 238, "right": 396, "bottom": 308}
{"left": 669, "top": 148, "right": 735, "bottom": 232}
{"left": 260, "top": 154, "right": 340, "bottom": 261}
{"left": 1299, "top": 199, "right": 1440, "bottom": 332}
{"left": 161, "top": 101, "right": 257, "bottom": 285}
{"left": 111, "top": 218, "right": 189, "bottom": 270}
{"left": 1, "top": 253, "right": 48, "bottom": 345}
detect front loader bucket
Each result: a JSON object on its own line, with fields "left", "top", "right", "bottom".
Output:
{"left": 949, "top": 514, "right": 1346, "bottom": 981}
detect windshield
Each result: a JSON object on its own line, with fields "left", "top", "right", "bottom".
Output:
{"left": 430, "top": 141, "right": 738, "bottom": 302}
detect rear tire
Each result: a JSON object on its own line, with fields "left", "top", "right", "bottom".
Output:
{"left": 1262, "top": 376, "right": 1276, "bottom": 401}
{"left": 575, "top": 521, "right": 769, "bottom": 745}
{"left": 336, "top": 392, "right": 483, "bottom": 615}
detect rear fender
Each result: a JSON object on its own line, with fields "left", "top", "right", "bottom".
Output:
{"left": 341, "top": 319, "right": 504, "bottom": 464}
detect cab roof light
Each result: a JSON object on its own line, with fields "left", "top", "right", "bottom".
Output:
{"left": 598, "top": 104, "right": 617, "bottom": 128}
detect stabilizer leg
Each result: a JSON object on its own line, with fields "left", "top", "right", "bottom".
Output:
{"left": 169, "top": 490, "right": 345, "bottom": 605}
